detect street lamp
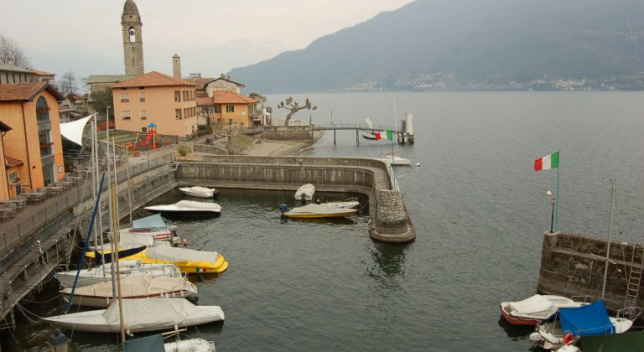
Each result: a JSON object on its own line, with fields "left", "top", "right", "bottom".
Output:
{"left": 546, "top": 190, "right": 555, "bottom": 233}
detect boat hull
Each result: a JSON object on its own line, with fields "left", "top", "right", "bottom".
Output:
{"left": 284, "top": 211, "right": 357, "bottom": 218}
{"left": 500, "top": 305, "right": 541, "bottom": 326}
{"left": 64, "top": 289, "right": 197, "bottom": 308}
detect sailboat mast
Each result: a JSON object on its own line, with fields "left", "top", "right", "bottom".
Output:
{"left": 111, "top": 183, "right": 127, "bottom": 346}
{"left": 601, "top": 184, "right": 616, "bottom": 300}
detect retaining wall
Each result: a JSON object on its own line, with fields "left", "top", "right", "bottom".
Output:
{"left": 537, "top": 231, "right": 644, "bottom": 311}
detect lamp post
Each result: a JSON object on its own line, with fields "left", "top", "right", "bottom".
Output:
{"left": 546, "top": 190, "right": 555, "bottom": 233}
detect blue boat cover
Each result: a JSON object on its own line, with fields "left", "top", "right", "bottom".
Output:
{"left": 560, "top": 300, "right": 615, "bottom": 337}
{"left": 132, "top": 214, "right": 166, "bottom": 230}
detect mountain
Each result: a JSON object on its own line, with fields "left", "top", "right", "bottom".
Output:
{"left": 228, "top": 0, "right": 644, "bottom": 92}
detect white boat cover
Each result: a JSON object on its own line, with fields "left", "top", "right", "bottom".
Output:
{"left": 43, "top": 298, "right": 224, "bottom": 333}
{"left": 321, "top": 201, "right": 360, "bottom": 209}
{"left": 145, "top": 200, "right": 221, "bottom": 213}
{"left": 294, "top": 184, "right": 315, "bottom": 201}
{"left": 55, "top": 261, "right": 181, "bottom": 288}
{"left": 508, "top": 294, "right": 575, "bottom": 316}
{"left": 59, "top": 115, "right": 93, "bottom": 146}
{"left": 288, "top": 203, "right": 358, "bottom": 215}
{"left": 62, "top": 275, "right": 196, "bottom": 298}
{"left": 146, "top": 246, "right": 219, "bottom": 264}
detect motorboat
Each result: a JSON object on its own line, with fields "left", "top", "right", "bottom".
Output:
{"left": 43, "top": 298, "right": 224, "bottom": 333}
{"left": 145, "top": 200, "right": 221, "bottom": 216}
{"left": 380, "top": 153, "right": 412, "bottom": 166}
{"left": 178, "top": 186, "right": 218, "bottom": 198}
{"left": 319, "top": 200, "right": 360, "bottom": 209}
{"left": 280, "top": 203, "right": 358, "bottom": 218}
{"left": 529, "top": 300, "right": 638, "bottom": 350}
{"left": 294, "top": 183, "right": 315, "bottom": 203}
{"left": 54, "top": 259, "right": 182, "bottom": 288}
{"left": 500, "top": 294, "right": 588, "bottom": 326}
{"left": 62, "top": 275, "right": 198, "bottom": 308}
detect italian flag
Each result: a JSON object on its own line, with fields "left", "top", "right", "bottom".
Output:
{"left": 375, "top": 130, "right": 393, "bottom": 141}
{"left": 534, "top": 151, "right": 559, "bottom": 171}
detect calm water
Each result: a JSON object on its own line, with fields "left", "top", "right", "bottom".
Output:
{"left": 3, "top": 92, "right": 644, "bottom": 351}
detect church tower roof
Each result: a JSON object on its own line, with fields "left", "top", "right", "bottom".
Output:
{"left": 123, "top": 0, "right": 140, "bottom": 16}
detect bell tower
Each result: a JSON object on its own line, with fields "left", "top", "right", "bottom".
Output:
{"left": 122, "top": 0, "right": 144, "bottom": 76}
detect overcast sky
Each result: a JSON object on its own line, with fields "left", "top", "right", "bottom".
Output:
{"left": 1, "top": 0, "right": 414, "bottom": 86}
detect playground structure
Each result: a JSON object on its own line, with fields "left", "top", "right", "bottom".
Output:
{"left": 119, "top": 123, "right": 178, "bottom": 152}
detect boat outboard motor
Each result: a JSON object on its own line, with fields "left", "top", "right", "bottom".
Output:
{"left": 279, "top": 204, "right": 289, "bottom": 213}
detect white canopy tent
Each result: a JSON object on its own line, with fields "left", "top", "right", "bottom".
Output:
{"left": 59, "top": 114, "right": 94, "bottom": 146}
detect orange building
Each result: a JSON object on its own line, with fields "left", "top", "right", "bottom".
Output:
{"left": 0, "top": 82, "right": 65, "bottom": 196}
{"left": 112, "top": 71, "right": 198, "bottom": 138}
{"left": 196, "top": 90, "right": 259, "bottom": 127}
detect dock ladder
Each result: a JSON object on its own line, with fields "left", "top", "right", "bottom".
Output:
{"left": 317, "top": 170, "right": 324, "bottom": 190}
{"left": 625, "top": 247, "right": 644, "bottom": 308}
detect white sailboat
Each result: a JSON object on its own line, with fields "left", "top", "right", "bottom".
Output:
{"left": 54, "top": 259, "right": 182, "bottom": 288}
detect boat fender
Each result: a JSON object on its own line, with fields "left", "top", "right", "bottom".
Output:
{"left": 182, "top": 239, "right": 188, "bottom": 247}
{"left": 563, "top": 332, "right": 574, "bottom": 345}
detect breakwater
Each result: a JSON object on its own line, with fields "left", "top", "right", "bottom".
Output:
{"left": 176, "top": 155, "right": 415, "bottom": 242}
{"left": 537, "top": 231, "right": 644, "bottom": 311}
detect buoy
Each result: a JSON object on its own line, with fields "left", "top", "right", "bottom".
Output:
{"left": 563, "top": 332, "right": 574, "bottom": 345}
{"left": 416, "top": 163, "right": 421, "bottom": 167}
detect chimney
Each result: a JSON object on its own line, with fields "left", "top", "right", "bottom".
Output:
{"left": 172, "top": 54, "right": 181, "bottom": 79}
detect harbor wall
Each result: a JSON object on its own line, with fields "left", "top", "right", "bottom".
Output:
{"left": 175, "top": 156, "right": 415, "bottom": 242}
{"left": 537, "top": 231, "right": 644, "bottom": 311}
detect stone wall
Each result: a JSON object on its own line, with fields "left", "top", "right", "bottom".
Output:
{"left": 538, "top": 231, "right": 644, "bottom": 311}
{"left": 194, "top": 144, "right": 228, "bottom": 155}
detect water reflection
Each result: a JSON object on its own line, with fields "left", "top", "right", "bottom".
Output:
{"left": 369, "top": 242, "right": 407, "bottom": 278}
{"left": 497, "top": 315, "right": 535, "bottom": 341}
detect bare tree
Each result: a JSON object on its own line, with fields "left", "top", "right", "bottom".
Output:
{"left": 198, "top": 105, "right": 216, "bottom": 128}
{"left": 58, "top": 71, "right": 78, "bottom": 96}
{"left": 277, "top": 97, "right": 317, "bottom": 126}
{"left": 0, "top": 34, "right": 31, "bottom": 68}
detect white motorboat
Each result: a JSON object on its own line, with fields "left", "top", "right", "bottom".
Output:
{"left": 145, "top": 200, "right": 221, "bottom": 216}
{"left": 43, "top": 298, "right": 224, "bottom": 333}
{"left": 380, "top": 154, "right": 412, "bottom": 166}
{"left": 294, "top": 183, "right": 315, "bottom": 203}
{"left": 178, "top": 186, "right": 218, "bottom": 198}
{"left": 62, "top": 275, "right": 197, "bottom": 308}
{"left": 500, "top": 294, "right": 588, "bottom": 326}
{"left": 280, "top": 203, "right": 358, "bottom": 218}
{"left": 55, "top": 260, "right": 182, "bottom": 288}
{"left": 529, "top": 300, "right": 638, "bottom": 350}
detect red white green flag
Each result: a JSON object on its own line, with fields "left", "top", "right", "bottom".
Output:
{"left": 375, "top": 130, "right": 393, "bottom": 141}
{"left": 534, "top": 151, "right": 559, "bottom": 171}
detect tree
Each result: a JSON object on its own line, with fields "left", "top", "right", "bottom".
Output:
{"left": 90, "top": 88, "right": 114, "bottom": 121}
{"left": 58, "top": 71, "right": 78, "bottom": 96}
{"left": 277, "top": 97, "right": 316, "bottom": 126}
{"left": 0, "top": 34, "right": 31, "bottom": 68}
{"left": 198, "top": 105, "right": 216, "bottom": 128}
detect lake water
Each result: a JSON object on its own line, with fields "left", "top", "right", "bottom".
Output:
{"left": 3, "top": 92, "right": 644, "bottom": 351}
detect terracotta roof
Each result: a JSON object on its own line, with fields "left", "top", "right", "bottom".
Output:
{"left": 0, "top": 62, "right": 32, "bottom": 74}
{"left": 191, "top": 77, "right": 215, "bottom": 89}
{"left": 212, "top": 90, "right": 257, "bottom": 104}
{"left": 31, "top": 69, "right": 55, "bottom": 76}
{"left": 0, "top": 82, "right": 64, "bottom": 102}
{"left": 4, "top": 156, "right": 23, "bottom": 168}
{"left": 111, "top": 71, "right": 195, "bottom": 89}
{"left": 196, "top": 97, "right": 214, "bottom": 106}
{"left": 87, "top": 75, "right": 133, "bottom": 84}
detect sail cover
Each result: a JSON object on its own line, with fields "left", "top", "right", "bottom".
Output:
{"left": 60, "top": 114, "right": 93, "bottom": 146}
{"left": 132, "top": 214, "right": 167, "bottom": 230}
{"left": 559, "top": 300, "right": 615, "bottom": 337}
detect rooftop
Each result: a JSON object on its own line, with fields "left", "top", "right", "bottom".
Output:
{"left": 111, "top": 71, "right": 195, "bottom": 89}
{"left": 0, "top": 82, "right": 63, "bottom": 102}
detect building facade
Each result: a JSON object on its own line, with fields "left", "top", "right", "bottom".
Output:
{"left": 0, "top": 82, "right": 65, "bottom": 196}
{"left": 196, "top": 90, "right": 260, "bottom": 127}
{"left": 204, "top": 76, "right": 245, "bottom": 96}
{"left": 112, "top": 71, "right": 197, "bottom": 138}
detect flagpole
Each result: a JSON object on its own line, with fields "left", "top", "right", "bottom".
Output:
{"left": 554, "top": 152, "right": 560, "bottom": 232}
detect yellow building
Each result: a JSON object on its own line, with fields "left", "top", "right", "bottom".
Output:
{"left": 0, "top": 82, "right": 65, "bottom": 196}
{"left": 112, "top": 71, "right": 198, "bottom": 138}
{"left": 196, "top": 90, "right": 259, "bottom": 127}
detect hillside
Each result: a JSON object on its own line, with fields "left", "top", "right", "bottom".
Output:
{"left": 228, "top": 0, "right": 644, "bottom": 92}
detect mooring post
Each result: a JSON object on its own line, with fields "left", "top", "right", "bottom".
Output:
{"left": 356, "top": 129, "right": 359, "bottom": 145}
{"left": 334, "top": 129, "right": 337, "bottom": 145}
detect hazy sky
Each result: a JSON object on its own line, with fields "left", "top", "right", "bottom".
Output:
{"left": 1, "top": 0, "right": 414, "bottom": 85}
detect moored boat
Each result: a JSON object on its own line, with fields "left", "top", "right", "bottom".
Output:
{"left": 43, "top": 298, "right": 224, "bottom": 333}
{"left": 54, "top": 260, "right": 182, "bottom": 288}
{"left": 500, "top": 294, "right": 588, "bottom": 326}
{"left": 62, "top": 275, "right": 198, "bottom": 308}
{"left": 145, "top": 200, "right": 221, "bottom": 216}
{"left": 280, "top": 203, "right": 358, "bottom": 218}
{"left": 294, "top": 183, "right": 315, "bottom": 203}
{"left": 319, "top": 200, "right": 360, "bottom": 209}
{"left": 178, "top": 186, "right": 218, "bottom": 198}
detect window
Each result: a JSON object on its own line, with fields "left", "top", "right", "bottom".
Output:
{"left": 121, "top": 92, "right": 129, "bottom": 103}
{"left": 139, "top": 91, "right": 145, "bottom": 102}
{"left": 140, "top": 110, "right": 147, "bottom": 120}
{"left": 214, "top": 105, "right": 221, "bottom": 113}
{"left": 226, "top": 105, "right": 234, "bottom": 113}
{"left": 175, "top": 109, "right": 182, "bottom": 120}
{"left": 129, "top": 27, "right": 136, "bottom": 43}
{"left": 174, "top": 91, "right": 181, "bottom": 102}
{"left": 36, "top": 97, "right": 50, "bottom": 121}
{"left": 9, "top": 172, "right": 18, "bottom": 182}
{"left": 122, "top": 110, "right": 131, "bottom": 120}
